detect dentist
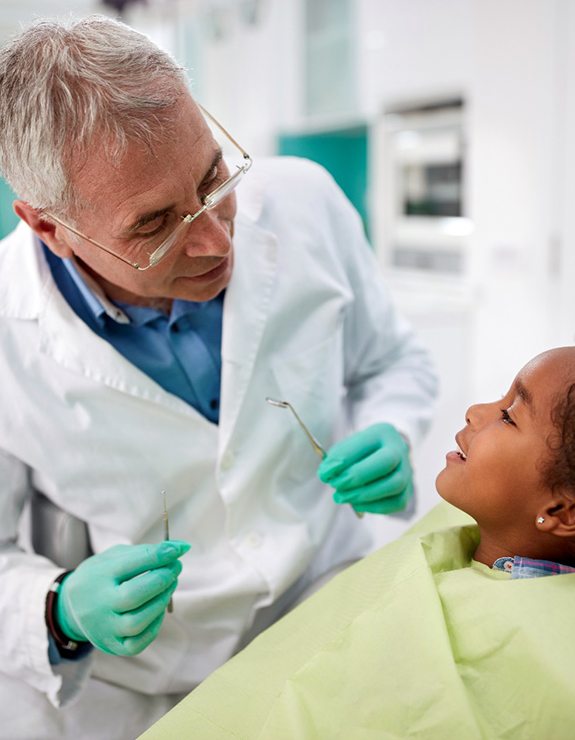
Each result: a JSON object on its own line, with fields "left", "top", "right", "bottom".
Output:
{"left": 0, "top": 15, "right": 437, "bottom": 739}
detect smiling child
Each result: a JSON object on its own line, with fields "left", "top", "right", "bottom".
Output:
{"left": 437, "top": 346, "right": 575, "bottom": 573}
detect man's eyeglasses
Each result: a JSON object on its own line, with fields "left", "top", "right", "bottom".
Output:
{"left": 46, "top": 106, "right": 252, "bottom": 271}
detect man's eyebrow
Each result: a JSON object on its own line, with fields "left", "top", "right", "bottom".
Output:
{"left": 125, "top": 149, "right": 224, "bottom": 233}
{"left": 514, "top": 378, "right": 534, "bottom": 413}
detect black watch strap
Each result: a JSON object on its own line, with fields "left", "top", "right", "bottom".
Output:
{"left": 45, "top": 571, "right": 87, "bottom": 658}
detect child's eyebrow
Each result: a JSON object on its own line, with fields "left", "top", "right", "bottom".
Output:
{"left": 514, "top": 378, "right": 534, "bottom": 414}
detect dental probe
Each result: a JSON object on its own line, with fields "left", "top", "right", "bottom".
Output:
{"left": 162, "top": 490, "right": 174, "bottom": 613}
{"left": 265, "top": 397, "right": 363, "bottom": 519}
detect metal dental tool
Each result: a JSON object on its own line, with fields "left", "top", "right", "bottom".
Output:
{"left": 266, "top": 397, "right": 327, "bottom": 458}
{"left": 162, "top": 490, "right": 174, "bottom": 613}
{"left": 265, "top": 397, "right": 363, "bottom": 519}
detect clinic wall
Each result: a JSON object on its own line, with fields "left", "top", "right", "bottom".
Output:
{"left": 356, "top": 0, "right": 562, "bottom": 395}
{"left": 0, "top": 0, "right": 99, "bottom": 43}
{"left": 467, "top": 0, "right": 563, "bottom": 398}
{"left": 357, "top": 0, "right": 474, "bottom": 116}
{"left": 179, "top": 1, "right": 303, "bottom": 156}
{"left": 558, "top": 0, "right": 575, "bottom": 343}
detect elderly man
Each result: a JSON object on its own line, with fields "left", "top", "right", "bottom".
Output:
{"left": 0, "top": 15, "right": 437, "bottom": 739}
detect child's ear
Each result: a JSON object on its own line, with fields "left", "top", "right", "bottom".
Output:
{"left": 537, "top": 495, "right": 575, "bottom": 537}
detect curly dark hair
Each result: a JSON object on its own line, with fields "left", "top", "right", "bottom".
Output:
{"left": 542, "top": 383, "right": 575, "bottom": 493}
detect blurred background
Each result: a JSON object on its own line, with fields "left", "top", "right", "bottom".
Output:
{"left": 1, "top": 0, "right": 574, "bottom": 536}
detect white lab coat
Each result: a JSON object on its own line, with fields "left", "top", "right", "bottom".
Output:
{"left": 0, "top": 157, "right": 437, "bottom": 739}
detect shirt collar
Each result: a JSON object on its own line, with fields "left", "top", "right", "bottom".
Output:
{"left": 61, "top": 256, "right": 130, "bottom": 325}
{"left": 61, "top": 251, "right": 225, "bottom": 328}
{"left": 492, "top": 555, "right": 575, "bottom": 579}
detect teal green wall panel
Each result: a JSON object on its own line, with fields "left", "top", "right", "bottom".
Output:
{"left": 277, "top": 125, "right": 369, "bottom": 238}
{"left": 0, "top": 178, "right": 19, "bottom": 238}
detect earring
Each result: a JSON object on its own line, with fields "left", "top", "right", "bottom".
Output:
{"left": 537, "top": 516, "right": 545, "bottom": 524}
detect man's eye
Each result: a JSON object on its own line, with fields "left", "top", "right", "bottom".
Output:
{"left": 139, "top": 214, "right": 168, "bottom": 238}
{"left": 500, "top": 408, "right": 516, "bottom": 426}
{"left": 200, "top": 166, "right": 221, "bottom": 193}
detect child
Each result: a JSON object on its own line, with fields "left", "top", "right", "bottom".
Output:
{"left": 436, "top": 345, "right": 575, "bottom": 573}
{"left": 141, "top": 347, "right": 575, "bottom": 740}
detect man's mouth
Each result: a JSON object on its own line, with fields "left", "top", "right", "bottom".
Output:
{"left": 188, "top": 257, "right": 229, "bottom": 281}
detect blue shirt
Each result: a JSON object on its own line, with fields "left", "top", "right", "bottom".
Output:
{"left": 43, "top": 245, "right": 224, "bottom": 424}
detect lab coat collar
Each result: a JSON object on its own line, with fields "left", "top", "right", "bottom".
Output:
{"left": 0, "top": 220, "right": 47, "bottom": 319}
{"left": 235, "top": 159, "right": 265, "bottom": 223}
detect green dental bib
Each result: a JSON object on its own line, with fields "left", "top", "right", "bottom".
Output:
{"left": 141, "top": 503, "right": 575, "bottom": 739}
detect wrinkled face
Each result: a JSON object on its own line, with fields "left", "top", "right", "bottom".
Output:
{"left": 52, "top": 91, "right": 237, "bottom": 303}
{"left": 436, "top": 349, "right": 575, "bottom": 542}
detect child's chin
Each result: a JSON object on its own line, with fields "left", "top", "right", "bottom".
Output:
{"left": 435, "top": 468, "right": 448, "bottom": 494}
{"left": 435, "top": 471, "right": 456, "bottom": 506}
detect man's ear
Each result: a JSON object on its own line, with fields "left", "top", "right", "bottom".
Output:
{"left": 13, "top": 200, "right": 74, "bottom": 259}
{"left": 537, "top": 495, "right": 575, "bottom": 537}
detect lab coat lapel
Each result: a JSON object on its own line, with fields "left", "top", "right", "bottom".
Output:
{"left": 219, "top": 212, "right": 278, "bottom": 450}
{"left": 38, "top": 278, "right": 198, "bottom": 415}
{"left": 32, "top": 250, "right": 199, "bottom": 417}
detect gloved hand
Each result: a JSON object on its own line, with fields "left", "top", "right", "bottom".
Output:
{"left": 317, "top": 423, "right": 413, "bottom": 515}
{"left": 56, "top": 540, "right": 190, "bottom": 656}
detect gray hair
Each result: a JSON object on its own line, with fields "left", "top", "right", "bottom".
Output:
{"left": 0, "top": 15, "right": 188, "bottom": 214}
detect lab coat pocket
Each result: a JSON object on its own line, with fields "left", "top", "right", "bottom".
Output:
{"left": 271, "top": 328, "right": 345, "bottom": 463}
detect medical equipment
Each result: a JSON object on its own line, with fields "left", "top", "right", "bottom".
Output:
{"left": 266, "top": 398, "right": 326, "bottom": 458}
{"left": 266, "top": 397, "right": 363, "bottom": 518}
{"left": 162, "top": 490, "right": 174, "bottom": 613}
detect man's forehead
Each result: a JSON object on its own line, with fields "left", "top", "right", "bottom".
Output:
{"left": 69, "top": 101, "right": 213, "bottom": 213}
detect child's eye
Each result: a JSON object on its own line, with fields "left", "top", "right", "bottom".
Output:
{"left": 500, "top": 408, "right": 516, "bottom": 426}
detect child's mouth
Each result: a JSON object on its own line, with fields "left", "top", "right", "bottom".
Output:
{"left": 454, "top": 434, "right": 467, "bottom": 461}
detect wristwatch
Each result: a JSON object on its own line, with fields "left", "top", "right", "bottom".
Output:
{"left": 44, "top": 571, "right": 86, "bottom": 658}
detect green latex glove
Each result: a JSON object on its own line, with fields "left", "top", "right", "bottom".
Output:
{"left": 56, "top": 540, "right": 190, "bottom": 656}
{"left": 317, "top": 423, "right": 413, "bottom": 515}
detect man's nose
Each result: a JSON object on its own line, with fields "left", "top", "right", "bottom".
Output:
{"left": 182, "top": 211, "right": 232, "bottom": 257}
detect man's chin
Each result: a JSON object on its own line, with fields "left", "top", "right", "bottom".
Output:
{"left": 175, "top": 259, "right": 233, "bottom": 301}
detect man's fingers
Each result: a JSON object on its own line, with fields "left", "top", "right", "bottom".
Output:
{"left": 334, "top": 465, "right": 410, "bottom": 505}
{"left": 351, "top": 483, "right": 413, "bottom": 515}
{"left": 119, "top": 613, "right": 166, "bottom": 656}
{"left": 116, "top": 583, "right": 178, "bottom": 637}
{"left": 112, "top": 560, "right": 182, "bottom": 612}
{"left": 327, "top": 447, "right": 403, "bottom": 491}
{"left": 104, "top": 541, "right": 191, "bottom": 582}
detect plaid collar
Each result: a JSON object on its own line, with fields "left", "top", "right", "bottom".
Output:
{"left": 492, "top": 556, "right": 575, "bottom": 579}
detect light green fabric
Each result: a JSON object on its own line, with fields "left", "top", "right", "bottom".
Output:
{"left": 140, "top": 503, "right": 575, "bottom": 739}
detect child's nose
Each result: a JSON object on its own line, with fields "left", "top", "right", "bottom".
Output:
{"left": 465, "top": 402, "right": 491, "bottom": 427}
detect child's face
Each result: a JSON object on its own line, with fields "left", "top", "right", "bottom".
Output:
{"left": 436, "top": 349, "right": 574, "bottom": 548}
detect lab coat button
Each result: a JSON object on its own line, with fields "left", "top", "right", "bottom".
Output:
{"left": 221, "top": 450, "right": 235, "bottom": 470}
